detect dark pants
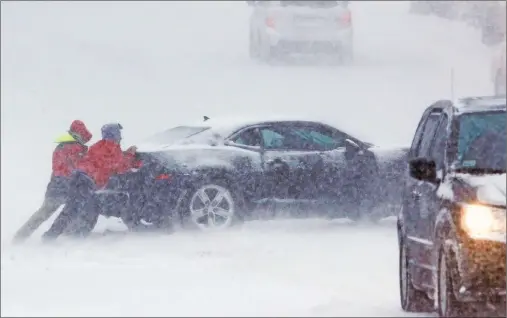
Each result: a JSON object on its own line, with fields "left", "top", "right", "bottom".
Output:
{"left": 13, "top": 176, "right": 69, "bottom": 243}
{"left": 43, "top": 171, "right": 100, "bottom": 240}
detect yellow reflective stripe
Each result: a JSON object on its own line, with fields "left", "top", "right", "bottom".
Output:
{"left": 54, "top": 133, "right": 76, "bottom": 143}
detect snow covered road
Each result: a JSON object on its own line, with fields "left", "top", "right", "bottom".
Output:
{"left": 1, "top": 1, "right": 493, "bottom": 316}
{"left": 2, "top": 219, "right": 424, "bottom": 317}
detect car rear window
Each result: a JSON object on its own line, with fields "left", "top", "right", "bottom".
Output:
{"left": 143, "top": 126, "right": 210, "bottom": 145}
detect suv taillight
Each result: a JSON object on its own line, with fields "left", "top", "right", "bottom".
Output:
{"left": 265, "top": 16, "right": 275, "bottom": 28}
{"left": 338, "top": 10, "right": 351, "bottom": 26}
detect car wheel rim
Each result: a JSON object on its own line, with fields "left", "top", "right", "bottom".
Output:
{"left": 189, "top": 184, "right": 235, "bottom": 231}
{"left": 438, "top": 254, "right": 448, "bottom": 315}
{"left": 400, "top": 245, "right": 409, "bottom": 305}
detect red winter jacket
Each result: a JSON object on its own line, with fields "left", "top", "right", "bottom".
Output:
{"left": 77, "top": 140, "right": 137, "bottom": 188}
{"left": 52, "top": 120, "right": 92, "bottom": 177}
{"left": 52, "top": 135, "right": 88, "bottom": 177}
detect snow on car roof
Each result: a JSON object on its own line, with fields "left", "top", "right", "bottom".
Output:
{"left": 185, "top": 114, "right": 329, "bottom": 136}
{"left": 181, "top": 114, "right": 373, "bottom": 143}
{"left": 454, "top": 95, "right": 506, "bottom": 114}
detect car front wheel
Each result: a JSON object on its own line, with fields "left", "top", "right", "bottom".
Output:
{"left": 400, "top": 238, "right": 433, "bottom": 312}
{"left": 437, "top": 249, "right": 478, "bottom": 317}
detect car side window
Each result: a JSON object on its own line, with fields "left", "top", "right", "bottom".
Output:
{"left": 232, "top": 128, "right": 262, "bottom": 147}
{"left": 429, "top": 115, "right": 449, "bottom": 169}
{"left": 417, "top": 112, "right": 442, "bottom": 157}
{"left": 292, "top": 125, "right": 346, "bottom": 150}
{"left": 259, "top": 124, "right": 345, "bottom": 151}
{"left": 260, "top": 128, "right": 286, "bottom": 149}
{"left": 409, "top": 111, "right": 429, "bottom": 158}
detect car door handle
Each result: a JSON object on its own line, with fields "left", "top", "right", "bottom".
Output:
{"left": 412, "top": 190, "right": 422, "bottom": 198}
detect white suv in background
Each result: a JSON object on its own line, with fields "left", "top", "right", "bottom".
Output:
{"left": 248, "top": 1, "right": 353, "bottom": 63}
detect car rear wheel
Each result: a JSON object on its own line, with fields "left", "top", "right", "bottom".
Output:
{"left": 340, "top": 43, "right": 354, "bottom": 65}
{"left": 181, "top": 180, "right": 244, "bottom": 231}
{"left": 249, "top": 31, "right": 260, "bottom": 59}
{"left": 400, "top": 239, "right": 433, "bottom": 312}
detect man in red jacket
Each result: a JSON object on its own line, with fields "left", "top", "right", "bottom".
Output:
{"left": 43, "top": 123, "right": 138, "bottom": 240}
{"left": 13, "top": 120, "right": 92, "bottom": 243}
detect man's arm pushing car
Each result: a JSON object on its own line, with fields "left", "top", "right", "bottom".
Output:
{"left": 42, "top": 123, "right": 139, "bottom": 241}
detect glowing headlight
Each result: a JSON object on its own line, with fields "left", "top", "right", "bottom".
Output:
{"left": 461, "top": 204, "right": 506, "bottom": 239}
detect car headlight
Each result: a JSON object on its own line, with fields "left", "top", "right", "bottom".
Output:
{"left": 461, "top": 204, "right": 506, "bottom": 240}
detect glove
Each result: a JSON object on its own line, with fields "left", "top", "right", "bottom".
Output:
{"left": 126, "top": 146, "right": 137, "bottom": 154}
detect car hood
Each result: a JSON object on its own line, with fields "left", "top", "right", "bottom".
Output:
{"left": 438, "top": 173, "right": 506, "bottom": 207}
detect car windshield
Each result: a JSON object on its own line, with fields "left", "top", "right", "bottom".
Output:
{"left": 456, "top": 110, "right": 506, "bottom": 172}
{"left": 280, "top": 1, "right": 342, "bottom": 8}
{"left": 143, "top": 126, "right": 211, "bottom": 145}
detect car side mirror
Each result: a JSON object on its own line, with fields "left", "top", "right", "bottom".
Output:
{"left": 409, "top": 157, "right": 437, "bottom": 182}
{"left": 345, "top": 138, "right": 362, "bottom": 151}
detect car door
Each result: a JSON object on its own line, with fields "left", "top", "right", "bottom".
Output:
{"left": 405, "top": 108, "right": 443, "bottom": 282}
{"left": 290, "top": 123, "right": 350, "bottom": 203}
{"left": 257, "top": 122, "right": 328, "bottom": 201}
{"left": 416, "top": 114, "right": 449, "bottom": 285}
{"left": 227, "top": 126, "right": 267, "bottom": 202}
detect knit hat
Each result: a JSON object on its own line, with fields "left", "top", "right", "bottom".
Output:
{"left": 101, "top": 123, "right": 123, "bottom": 143}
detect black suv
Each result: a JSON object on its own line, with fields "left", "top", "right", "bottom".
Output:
{"left": 397, "top": 95, "right": 506, "bottom": 317}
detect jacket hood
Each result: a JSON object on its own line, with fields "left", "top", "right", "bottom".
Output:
{"left": 69, "top": 120, "right": 92, "bottom": 144}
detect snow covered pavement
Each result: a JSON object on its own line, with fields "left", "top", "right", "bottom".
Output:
{"left": 2, "top": 219, "right": 429, "bottom": 317}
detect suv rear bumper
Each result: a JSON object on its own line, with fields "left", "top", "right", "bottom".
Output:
{"left": 265, "top": 27, "right": 352, "bottom": 50}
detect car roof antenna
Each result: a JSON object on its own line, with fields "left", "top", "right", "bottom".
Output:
{"left": 203, "top": 116, "right": 210, "bottom": 122}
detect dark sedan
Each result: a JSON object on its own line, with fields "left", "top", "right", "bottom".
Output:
{"left": 100, "top": 116, "right": 408, "bottom": 231}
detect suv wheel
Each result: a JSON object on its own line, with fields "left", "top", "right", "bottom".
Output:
{"left": 400, "top": 239, "right": 433, "bottom": 312}
{"left": 437, "top": 249, "right": 476, "bottom": 317}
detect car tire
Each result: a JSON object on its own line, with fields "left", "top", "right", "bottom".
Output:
{"left": 341, "top": 46, "right": 353, "bottom": 65}
{"left": 259, "top": 36, "right": 279, "bottom": 63}
{"left": 180, "top": 178, "right": 245, "bottom": 231}
{"left": 400, "top": 238, "right": 433, "bottom": 313}
{"left": 249, "top": 31, "right": 260, "bottom": 60}
{"left": 437, "top": 249, "right": 477, "bottom": 318}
